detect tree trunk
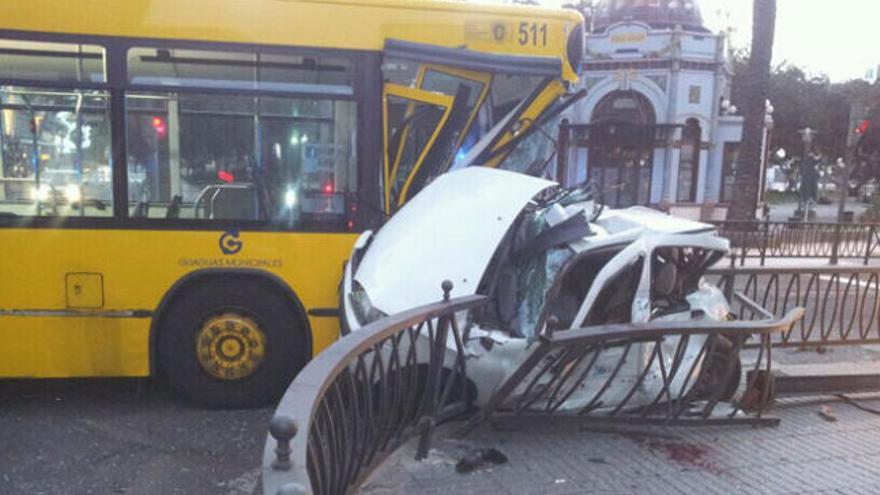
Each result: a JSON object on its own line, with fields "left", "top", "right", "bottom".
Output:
{"left": 726, "top": 0, "right": 777, "bottom": 222}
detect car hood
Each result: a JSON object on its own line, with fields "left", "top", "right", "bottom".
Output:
{"left": 353, "top": 167, "right": 555, "bottom": 315}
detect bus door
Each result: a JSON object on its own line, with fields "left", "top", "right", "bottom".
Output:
{"left": 413, "top": 66, "right": 492, "bottom": 170}
{"left": 382, "top": 66, "right": 492, "bottom": 215}
{"left": 382, "top": 84, "right": 454, "bottom": 215}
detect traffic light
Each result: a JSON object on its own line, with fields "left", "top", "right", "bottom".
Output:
{"left": 151, "top": 116, "right": 167, "bottom": 138}
{"left": 218, "top": 170, "right": 235, "bottom": 184}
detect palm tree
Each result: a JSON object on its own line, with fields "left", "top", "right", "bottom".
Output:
{"left": 726, "top": 0, "right": 777, "bottom": 221}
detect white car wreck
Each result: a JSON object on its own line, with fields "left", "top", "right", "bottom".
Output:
{"left": 341, "top": 167, "right": 748, "bottom": 413}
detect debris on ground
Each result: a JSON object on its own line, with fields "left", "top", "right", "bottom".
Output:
{"left": 455, "top": 448, "right": 508, "bottom": 474}
{"left": 818, "top": 405, "right": 838, "bottom": 422}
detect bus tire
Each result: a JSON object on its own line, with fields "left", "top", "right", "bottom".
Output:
{"left": 157, "top": 280, "right": 309, "bottom": 408}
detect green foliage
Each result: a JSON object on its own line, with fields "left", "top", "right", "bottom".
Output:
{"left": 732, "top": 58, "right": 841, "bottom": 160}
{"left": 731, "top": 54, "right": 880, "bottom": 162}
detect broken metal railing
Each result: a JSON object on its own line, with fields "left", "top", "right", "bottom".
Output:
{"left": 262, "top": 285, "right": 486, "bottom": 495}
{"left": 709, "top": 266, "right": 880, "bottom": 349}
{"left": 470, "top": 296, "right": 803, "bottom": 430}
{"left": 712, "top": 221, "right": 880, "bottom": 265}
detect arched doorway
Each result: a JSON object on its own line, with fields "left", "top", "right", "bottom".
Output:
{"left": 587, "top": 90, "right": 656, "bottom": 207}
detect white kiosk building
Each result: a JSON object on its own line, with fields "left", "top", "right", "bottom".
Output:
{"left": 564, "top": 0, "right": 769, "bottom": 220}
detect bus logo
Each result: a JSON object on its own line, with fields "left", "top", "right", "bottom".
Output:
{"left": 219, "top": 230, "right": 243, "bottom": 255}
{"left": 493, "top": 23, "right": 507, "bottom": 42}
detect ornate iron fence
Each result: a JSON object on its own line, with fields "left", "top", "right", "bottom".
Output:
{"left": 709, "top": 266, "right": 880, "bottom": 349}
{"left": 711, "top": 221, "right": 880, "bottom": 265}
{"left": 262, "top": 285, "right": 486, "bottom": 495}
{"left": 261, "top": 281, "right": 805, "bottom": 495}
{"left": 469, "top": 293, "right": 803, "bottom": 431}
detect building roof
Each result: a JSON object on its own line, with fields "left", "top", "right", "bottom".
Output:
{"left": 592, "top": 0, "right": 708, "bottom": 33}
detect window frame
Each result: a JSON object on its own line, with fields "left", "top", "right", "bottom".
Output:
{"left": 0, "top": 28, "right": 381, "bottom": 233}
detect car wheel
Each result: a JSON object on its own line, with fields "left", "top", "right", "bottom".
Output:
{"left": 692, "top": 335, "right": 742, "bottom": 401}
{"left": 158, "top": 280, "right": 309, "bottom": 408}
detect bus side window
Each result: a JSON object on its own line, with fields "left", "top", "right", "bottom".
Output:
{"left": 124, "top": 46, "right": 358, "bottom": 231}
{"left": 0, "top": 40, "right": 112, "bottom": 218}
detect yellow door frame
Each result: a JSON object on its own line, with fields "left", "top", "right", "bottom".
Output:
{"left": 382, "top": 83, "right": 455, "bottom": 213}
{"left": 414, "top": 65, "right": 492, "bottom": 170}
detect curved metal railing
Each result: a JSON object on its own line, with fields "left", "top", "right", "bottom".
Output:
{"left": 261, "top": 275, "right": 811, "bottom": 495}
{"left": 262, "top": 287, "right": 486, "bottom": 495}
{"left": 710, "top": 266, "right": 880, "bottom": 348}
{"left": 471, "top": 294, "right": 803, "bottom": 430}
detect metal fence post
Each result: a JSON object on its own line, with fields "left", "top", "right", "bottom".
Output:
{"left": 866, "top": 225, "right": 875, "bottom": 266}
{"left": 722, "top": 271, "right": 735, "bottom": 301}
{"left": 831, "top": 223, "right": 841, "bottom": 265}
{"left": 760, "top": 221, "right": 770, "bottom": 267}
{"left": 557, "top": 119, "right": 569, "bottom": 184}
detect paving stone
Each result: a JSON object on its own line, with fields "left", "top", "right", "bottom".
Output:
{"left": 361, "top": 396, "right": 880, "bottom": 495}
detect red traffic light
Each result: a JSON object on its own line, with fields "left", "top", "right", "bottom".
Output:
{"left": 322, "top": 182, "right": 334, "bottom": 194}
{"left": 218, "top": 170, "right": 235, "bottom": 184}
{"left": 151, "top": 116, "right": 167, "bottom": 137}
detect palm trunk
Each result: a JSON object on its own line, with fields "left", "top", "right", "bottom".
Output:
{"left": 727, "top": 0, "right": 777, "bottom": 222}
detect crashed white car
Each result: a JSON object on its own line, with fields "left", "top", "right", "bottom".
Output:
{"left": 341, "top": 167, "right": 740, "bottom": 412}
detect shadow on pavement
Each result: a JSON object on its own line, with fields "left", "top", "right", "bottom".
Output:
{"left": 0, "top": 378, "right": 270, "bottom": 495}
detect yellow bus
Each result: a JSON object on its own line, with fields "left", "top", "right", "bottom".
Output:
{"left": 0, "top": 0, "right": 583, "bottom": 407}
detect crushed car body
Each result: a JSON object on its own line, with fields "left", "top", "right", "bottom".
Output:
{"left": 341, "top": 166, "right": 787, "bottom": 414}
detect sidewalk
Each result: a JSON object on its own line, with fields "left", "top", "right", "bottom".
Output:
{"left": 767, "top": 201, "right": 869, "bottom": 223}
{"left": 362, "top": 392, "right": 880, "bottom": 495}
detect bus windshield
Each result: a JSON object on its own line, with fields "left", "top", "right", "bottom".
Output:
{"left": 457, "top": 84, "right": 585, "bottom": 178}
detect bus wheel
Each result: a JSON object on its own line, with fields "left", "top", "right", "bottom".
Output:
{"left": 157, "top": 281, "right": 308, "bottom": 408}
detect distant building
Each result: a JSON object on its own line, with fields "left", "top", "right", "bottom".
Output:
{"left": 562, "top": 0, "right": 771, "bottom": 220}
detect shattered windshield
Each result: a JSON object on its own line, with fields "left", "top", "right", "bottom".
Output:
{"left": 495, "top": 113, "right": 563, "bottom": 177}
{"left": 456, "top": 86, "right": 583, "bottom": 178}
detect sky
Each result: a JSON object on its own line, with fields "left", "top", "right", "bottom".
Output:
{"left": 480, "top": 0, "right": 879, "bottom": 83}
